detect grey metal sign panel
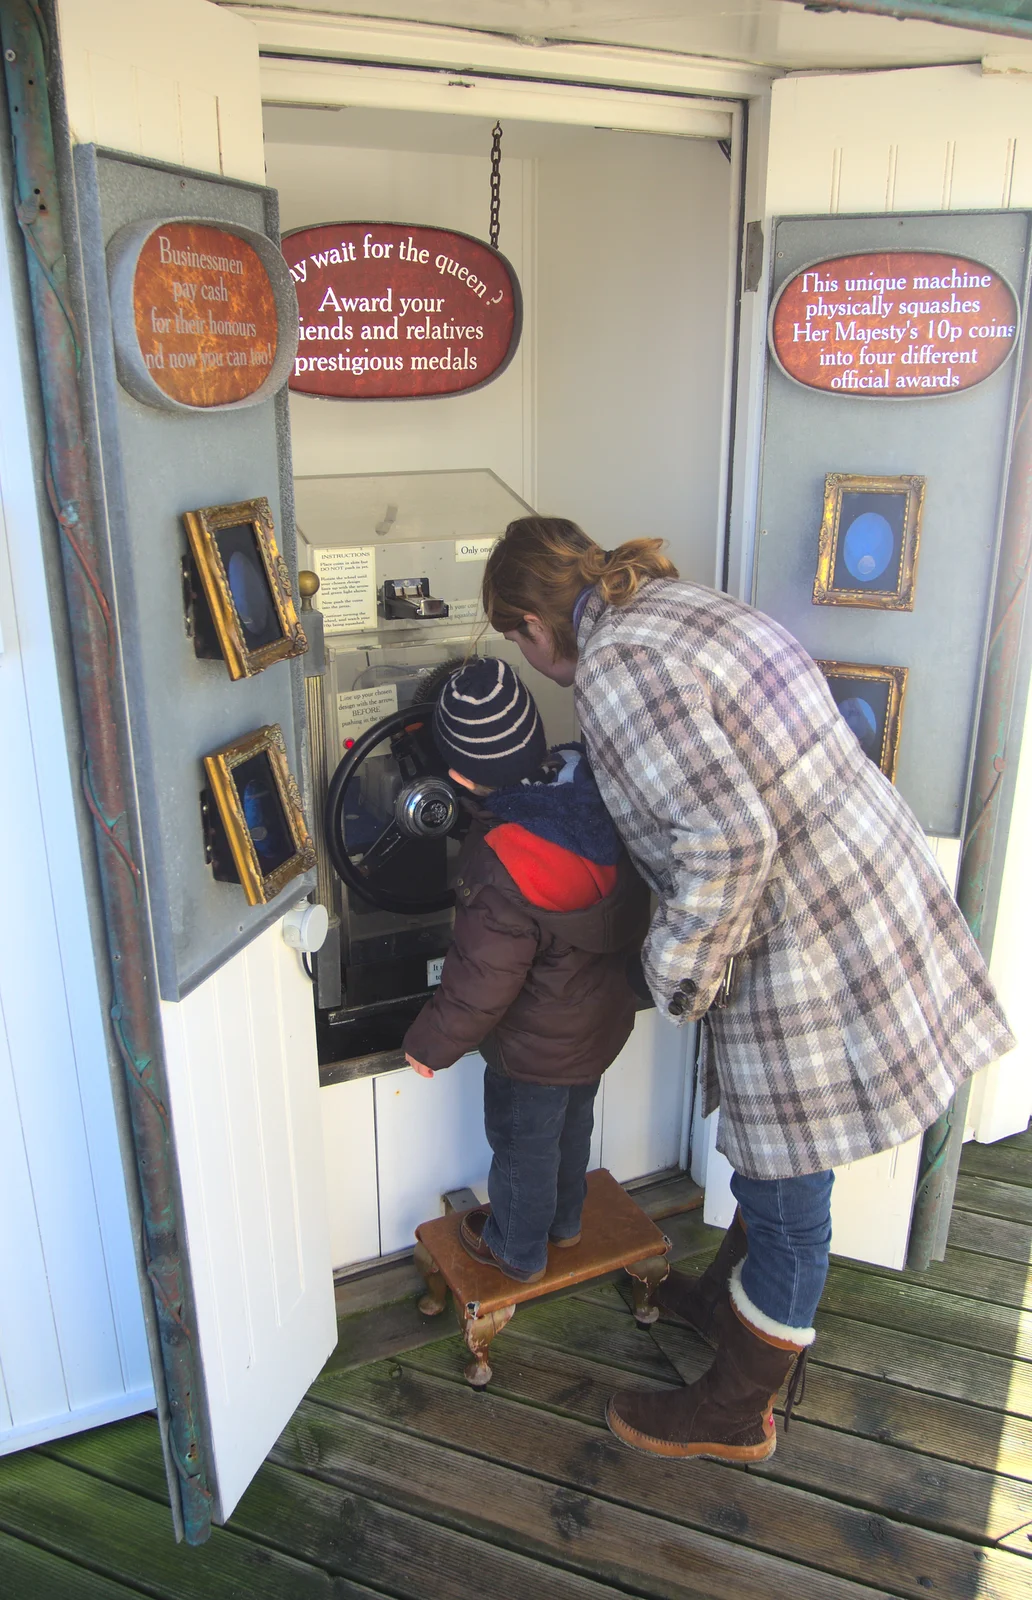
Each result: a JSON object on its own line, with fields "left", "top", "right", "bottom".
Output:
{"left": 753, "top": 210, "right": 1030, "bottom": 836}
{"left": 73, "top": 147, "right": 311, "bottom": 999}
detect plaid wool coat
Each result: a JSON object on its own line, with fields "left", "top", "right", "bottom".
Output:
{"left": 574, "top": 580, "right": 1015, "bottom": 1179}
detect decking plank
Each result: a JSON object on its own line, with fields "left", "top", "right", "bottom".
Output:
{"left": 356, "top": 1350, "right": 1030, "bottom": 1548}
{"left": 0, "top": 1445, "right": 378, "bottom": 1600}
{"left": 296, "top": 1374, "right": 1032, "bottom": 1600}
{"left": 949, "top": 1208, "right": 1032, "bottom": 1265}
{"left": 273, "top": 1396, "right": 900, "bottom": 1600}
{"left": 959, "top": 1142, "right": 1032, "bottom": 1190}
{"left": 954, "top": 1174, "right": 1032, "bottom": 1224}
{"left": 838, "top": 1246, "right": 1032, "bottom": 1310}
{"left": 0, "top": 1527, "right": 150, "bottom": 1600}
{"left": 340, "top": 1344, "right": 1030, "bottom": 1542}
{"left": 44, "top": 1417, "right": 636, "bottom": 1600}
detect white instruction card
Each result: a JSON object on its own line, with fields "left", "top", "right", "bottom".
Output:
{"left": 454, "top": 537, "right": 498, "bottom": 563}
{"left": 336, "top": 683, "right": 399, "bottom": 751}
{"left": 313, "top": 545, "right": 377, "bottom": 631}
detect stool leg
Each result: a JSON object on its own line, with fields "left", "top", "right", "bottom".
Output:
{"left": 462, "top": 1301, "right": 515, "bottom": 1387}
{"left": 414, "top": 1241, "right": 448, "bottom": 1317}
{"left": 625, "top": 1252, "right": 671, "bottom": 1326}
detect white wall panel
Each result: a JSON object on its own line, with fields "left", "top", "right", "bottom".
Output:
{"left": 160, "top": 922, "right": 335, "bottom": 1520}
{"left": 321, "top": 1078, "right": 380, "bottom": 1271}
{"left": 374, "top": 1054, "right": 493, "bottom": 1256}
{"left": 600, "top": 1012, "right": 689, "bottom": 1185}
{"left": 534, "top": 132, "right": 732, "bottom": 583}
{"left": 55, "top": 0, "right": 264, "bottom": 184}
{"left": 767, "top": 66, "right": 1032, "bottom": 218}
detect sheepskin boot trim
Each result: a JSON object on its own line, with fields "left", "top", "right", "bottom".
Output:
{"left": 728, "top": 1260, "right": 816, "bottom": 1349}
{"left": 653, "top": 1208, "right": 747, "bottom": 1345}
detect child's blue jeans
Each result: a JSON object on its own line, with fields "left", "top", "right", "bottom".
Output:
{"left": 479, "top": 1061, "right": 600, "bottom": 1279}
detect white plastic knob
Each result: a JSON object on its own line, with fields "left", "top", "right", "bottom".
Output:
{"left": 282, "top": 900, "right": 329, "bottom": 954}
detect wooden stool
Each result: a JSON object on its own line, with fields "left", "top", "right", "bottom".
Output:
{"left": 414, "top": 1168, "right": 671, "bottom": 1387}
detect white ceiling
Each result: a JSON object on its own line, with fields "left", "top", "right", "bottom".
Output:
{"left": 222, "top": 0, "right": 1032, "bottom": 71}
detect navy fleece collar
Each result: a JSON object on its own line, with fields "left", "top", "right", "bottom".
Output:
{"left": 483, "top": 744, "right": 623, "bottom": 866}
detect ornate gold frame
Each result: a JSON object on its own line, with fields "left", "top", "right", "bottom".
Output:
{"left": 816, "top": 660, "right": 908, "bottom": 784}
{"left": 183, "top": 497, "right": 307, "bottom": 680}
{"left": 203, "top": 724, "right": 317, "bottom": 905}
{"left": 813, "top": 474, "right": 925, "bottom": 611}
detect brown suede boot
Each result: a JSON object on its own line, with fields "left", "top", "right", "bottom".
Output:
{"left": 653, "top": 1209, "right": 747, "bottom": 1345}
{"left": 606, "top": 1290, "right": 810, "bottom": 1462}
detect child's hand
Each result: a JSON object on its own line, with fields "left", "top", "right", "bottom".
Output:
{"left": 406, "top": 1053, "right": 434, "bottom": 1079}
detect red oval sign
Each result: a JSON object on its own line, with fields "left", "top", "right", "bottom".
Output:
{"left": 770, "top": 252, "right": 1019, "bottom": 397}
{"left": 281, "top": 223, "right": 521, "bottom": 399}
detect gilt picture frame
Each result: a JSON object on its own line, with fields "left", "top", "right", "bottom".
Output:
{"left": 203, "top": 723, "right": 317, "bottom": 905}
{"left": 816, "top": 661, "right": 909, "bottom": 784}
{"left": 183, "top": 496, "right": 307, "bottom": 680}
{"left": 813, "top": 474, "right": 926, "bottom": 611}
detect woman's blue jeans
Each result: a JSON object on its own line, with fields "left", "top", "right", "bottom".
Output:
{"left": 480, "top": 1062, "right": 600, "bottom": 1279}
{"left": 729, "top": 1168, "right": 835, "bottom": 1330}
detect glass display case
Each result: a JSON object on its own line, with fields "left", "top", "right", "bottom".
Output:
{"left": 295, "top": 469, "right": 576, "bottom": 1069}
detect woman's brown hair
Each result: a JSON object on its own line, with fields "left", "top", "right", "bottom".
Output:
{"left": 482, "top": 516, "right": 678, "bottom": 659}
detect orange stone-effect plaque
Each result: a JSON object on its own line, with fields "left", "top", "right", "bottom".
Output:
{"left": 770, "top": 251, "right": 1019, "bottom": 397}
{"left": 132, "top": 222, "right": 279, "bottom": 407}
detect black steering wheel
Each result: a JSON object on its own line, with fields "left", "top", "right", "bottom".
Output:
{"left": 324, "top": 702, "right": 463, "bottom": 914}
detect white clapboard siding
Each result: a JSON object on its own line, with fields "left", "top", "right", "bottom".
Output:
{"left": 0, "top": 161, "right": 153, "bottom": 1454}
{"left": 160, "top": 922, "right": 335, "bottom": 1521}
{"left": 54, "top": 0, "right": 264, "bottom": 185}
{"left": 763, "top": 63, "right": 1032, "bottom": 1147}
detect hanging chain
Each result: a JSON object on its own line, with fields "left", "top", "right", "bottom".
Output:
{"left": 489, "top": 121, "right": 503, "bottom": 250}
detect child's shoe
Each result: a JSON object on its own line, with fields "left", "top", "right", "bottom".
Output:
{"left": 459, "top": 1208, "right": 546, "bottom": 1283}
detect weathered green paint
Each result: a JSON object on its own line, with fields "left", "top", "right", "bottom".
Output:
{"left": 787, "top": 0, "right": 1032, "bottom": 41}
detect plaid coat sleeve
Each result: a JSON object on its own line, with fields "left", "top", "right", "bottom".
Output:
{"left": 575, "top": 641, "right": 777, "bottom": 1016}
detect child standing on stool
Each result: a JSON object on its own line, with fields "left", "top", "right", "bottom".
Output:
{"left": 404, "top": 658, "right": 647, "bottom": 1285}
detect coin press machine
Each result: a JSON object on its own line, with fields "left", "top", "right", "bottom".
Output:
{"left": 296, "top": 469, "right": 577, "bottom": 1074}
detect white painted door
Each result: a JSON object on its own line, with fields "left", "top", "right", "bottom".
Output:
{"left": 160, "top": 923, "right": 336, "bottom": 1520}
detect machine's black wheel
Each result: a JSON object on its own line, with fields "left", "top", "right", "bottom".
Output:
{"left": 324, "top": 703, "right": 461, "bottom": 915}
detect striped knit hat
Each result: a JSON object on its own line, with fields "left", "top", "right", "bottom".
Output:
{"left": 433, "top": 658, "right": 546, "bottom": 788}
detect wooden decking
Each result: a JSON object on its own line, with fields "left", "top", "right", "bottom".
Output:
{"left": 1, "top": 1134, "right": 1030, "bottom": 1599}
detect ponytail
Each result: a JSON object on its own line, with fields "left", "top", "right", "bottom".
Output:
{"left": 482, "top": 517, "right": 677, "bottom": 660}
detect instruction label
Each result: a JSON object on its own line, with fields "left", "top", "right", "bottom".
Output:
{"left": 313, "top": 545, "right": 377, "bottom": 631}
{"left": 455, "top": 537, "right": 497, "bottom": 563}
{"left": 445, "top": 598, "right": 484, "bottom": 623}
{"left": 336, "top": 683, "right": 398, "bottom": 750}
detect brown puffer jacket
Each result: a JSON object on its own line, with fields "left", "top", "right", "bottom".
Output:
{"left": 403, "top": 822, "right": 649, "bottom": 1085}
